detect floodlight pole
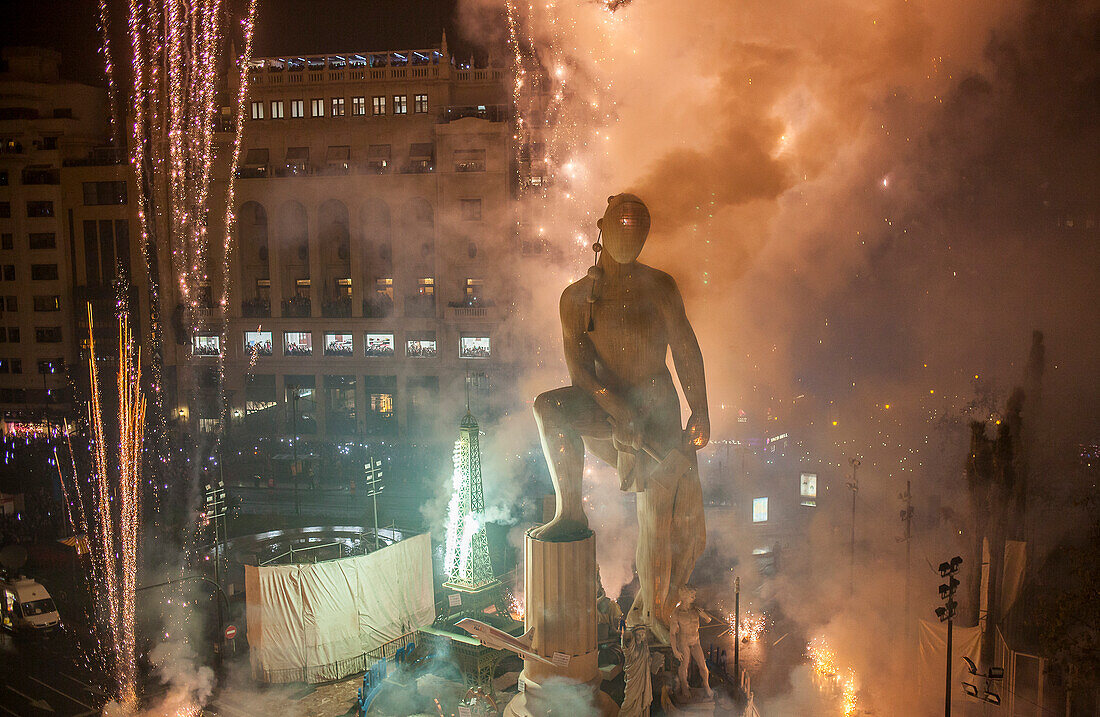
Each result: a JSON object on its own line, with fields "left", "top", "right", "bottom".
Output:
{"left": 847, "top": 458, "right": 860, "bottom": 596}
{"left": 945, "top": 610, "right": 953, "bottom": 717}
{"left": 288, "top": 384, "right": 300, "bottom": 517}
{"left": 733, "top": 576, "right": 740, "bottom": 683}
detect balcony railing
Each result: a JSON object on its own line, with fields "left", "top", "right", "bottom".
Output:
{"left": 404, "top": 294, "right": 436, "bottom": 318}
{"left": 281, "top": 297, "right": 311, "bottom": 317}
{"left": 321, "top": 296, "right": 352, "bottom": 318}
{"left": 362, "top": 296, "right": 393, "bottom": 318}
{"left": 241, "top": 298, "right": 271, "bottom": 318}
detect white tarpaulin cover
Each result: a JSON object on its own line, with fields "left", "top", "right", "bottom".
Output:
{"left": 245, "top": 533, "right": 435, "bottom": 683}
{"left": 918, "top": 619, "right": 982, "bottom": 707}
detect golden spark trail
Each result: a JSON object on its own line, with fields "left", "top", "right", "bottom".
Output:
{"left": 84, "top": 305, "right": 147, "bottom": 706}
{"left": 218, "top": 0, "right": 260, "bottom": 421}
{"left": 807, "top": 636, "right": 859, "bottom": 717}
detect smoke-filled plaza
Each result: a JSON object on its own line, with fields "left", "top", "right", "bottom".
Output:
{"left": 0, "top": 0, "right": 1096, "bottom": 716}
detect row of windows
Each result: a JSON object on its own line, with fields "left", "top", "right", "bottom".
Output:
{"left": 0, "top": 264, "right": 59, "bottom": 281}
{"left": 0, "top": 358, "right": 63, "bottom": 375}
{"left": 194, "top": 331, "right": 491, "bottom": 360}
{"left": 1, "top": 232, "right": 57, "bottom": 250}
{"left": 750, "top": 474, "right": 820, "bottom": 523}
{"left": 0, "top": 201, "right": 55, "bottom": 218}
{"left": 251, "top": 94, "right": 429, "bottom": 120}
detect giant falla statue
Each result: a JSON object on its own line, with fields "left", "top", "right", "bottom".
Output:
{"left": 532, "top": 193, "right": 709, "bottom": 639}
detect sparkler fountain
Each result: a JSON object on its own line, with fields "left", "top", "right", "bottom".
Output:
{"left": 54, "top": 306, "right": 148, "bottom": 710}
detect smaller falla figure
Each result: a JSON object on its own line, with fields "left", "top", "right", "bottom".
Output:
{"left": 669, "top": 584, "right": 713, "bottom": 700}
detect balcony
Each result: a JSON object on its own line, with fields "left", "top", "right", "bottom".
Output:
{"left": 362, "top": 295, "right": 393, "bottom": 318}
{"left": 241, "top": 298, "right": 271, "bottom": 318}
{"left": 321, "top": 296, "right": 352, "bottom": 318}
{"left": 281, "top": 296, "right": 311, "bottom": 317}
{"left": 446, "top": 298, "right": 495, "bottom": 320}
{"left": 404, "top": 294, "right": 436, "bottom": 318}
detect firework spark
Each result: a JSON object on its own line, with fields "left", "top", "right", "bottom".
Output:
{"left": 807, "top": 636, "right": 859, "bottom": 717}
{"left": 61, "top": 305, "right": 148, "bottom": 708}
{"left": 726, "top": 609, "right": 767, "bottom": 643}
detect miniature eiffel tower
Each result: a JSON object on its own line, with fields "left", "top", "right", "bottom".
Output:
{"left": 442, "top": 409, "right": 511, "bottom": 617}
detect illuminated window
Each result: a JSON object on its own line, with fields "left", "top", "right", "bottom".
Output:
{"left": 244, "top": 331, "right": 273, "bottom": 356}
{"left": 372, "top": 96, "right": 385, "bottom": 115}
{"left": 460, "top": 336, "right": 490, "bottom": 359}
{"left": 465, "top": 278, "right": 483, "bottom": 300}
{"left": 352, "top": 96, "right": 366, "bottom": 116}
{"left": 406, "top": 331, "right": 436, "bottom": 358}
{"left": 414, "top": 94, "right": 428, "bottom": 113}
{"left": 324, "top": 332, "right": 354, "bottom": 356}
{"left": 310, "top": 98, "right": 324, "bottom": 117}
{"left": 393, "top": 95, "right": 407, "bottom": 114}
{"left": 250, "top": 101, "right": 263, "bottom": 120}
{"left": 331, "top": 97, "right": 345, "bottom": 116}
{"left": 192, "top": 334, "right": 221, "bottom": 357}
{"left": 335, "top": 277, "right": 352, "bottom": 298}
{"left": 418, "top": 277, "right": 434, "bottom": 296}
{"left": 290, "top": 99, "right": 304, "bottom": 118}
{"left": 270, "top": 100, "right": 284, "bottom": 119}
{"left": 284, "top": 331, "right": 312, "bottom": 356}
{"left": 752, "top": 497, "right": 768, "bottom": 523}
{"left": 364, "top": 332, "right": 395, "bottom": 357}
{"left": 800, "top": 473, "right": 818, "bottom": 507}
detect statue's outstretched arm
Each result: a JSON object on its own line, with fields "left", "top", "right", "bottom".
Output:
{"left": 662, "top": 276, "right": 709, "bottom": 446}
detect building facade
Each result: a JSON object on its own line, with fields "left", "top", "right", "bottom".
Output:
{"left": 164, "top": 38, "right": 515, "bottom": 442}
{"left": 0, "top": 47, "right": 145, "bottom": 433}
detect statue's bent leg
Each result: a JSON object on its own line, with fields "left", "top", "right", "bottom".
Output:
{"left": 530, "top": 386, "right": 609, "bottom": 541}
{"left": 668, "top": 458, "right": 706, "bottom": 600}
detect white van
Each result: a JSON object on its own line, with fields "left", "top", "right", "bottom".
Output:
{"left": 1, "top": 577, "right": 61, "bottom": 634}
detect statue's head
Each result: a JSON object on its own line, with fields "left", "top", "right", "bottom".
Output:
{"left": 678, "top": 584, "right": 698, "bottom": 605}
{"left": 597, "top": 193, "right": 650, "bottom": 264}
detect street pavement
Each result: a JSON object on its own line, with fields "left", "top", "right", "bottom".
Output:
{"left": 0, "top": 630, "right": 106, "bottom": 716}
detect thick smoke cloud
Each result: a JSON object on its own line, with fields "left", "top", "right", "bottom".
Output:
{"left": 455, "top": 0, "right": 1097, "bottom": 712}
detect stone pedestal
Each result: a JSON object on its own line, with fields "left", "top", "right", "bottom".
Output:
{"left": 504, "top": 530, "right": 617, "bottom": 716}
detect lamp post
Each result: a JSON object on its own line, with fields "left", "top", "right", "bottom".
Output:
{"left": 364, "top": 456, "right": 384, "bottom": 551}
{"left": 846, "top": 458, "right": 861, "bottom": 596}
{"left": 936, "top": 555, "right": 962, "bottom": 717}
{"left": 287, "top": 383, "right": 300, "bottom": 517}
{"left": 204, "top": 480, "right": 227, "bottom": 648}
{"left": 733, "top": 576, "right": 741, "bottom": 683}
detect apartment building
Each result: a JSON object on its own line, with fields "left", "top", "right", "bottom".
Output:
{"left": 0, "top": 47, "right": 146, "bottom": 433}
{"left": 165, "top": 36, "right": 514, "bottom": 441}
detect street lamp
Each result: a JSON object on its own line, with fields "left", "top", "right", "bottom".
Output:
{"left": 846, "top": 458, "right": 860, "bottom": 596}
{"left": 287, "top": 383, "right": 300, "bottom": 517}
{"left": 204, "top": 480, "right": 227, "bottom": 646}
{"left": 364, "top": 456, "right": 384, "bottom": 551}
{"left": 936, "top": 555, "right": 962, "bottom": 717}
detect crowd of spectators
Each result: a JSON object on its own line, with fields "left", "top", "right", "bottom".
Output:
{"left": 0, "top": 489, "right": 63, "bottom": 546}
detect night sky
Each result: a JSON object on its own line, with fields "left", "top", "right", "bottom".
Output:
{"left": 0, "top": 0, "right": 469, "bottom": 83}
